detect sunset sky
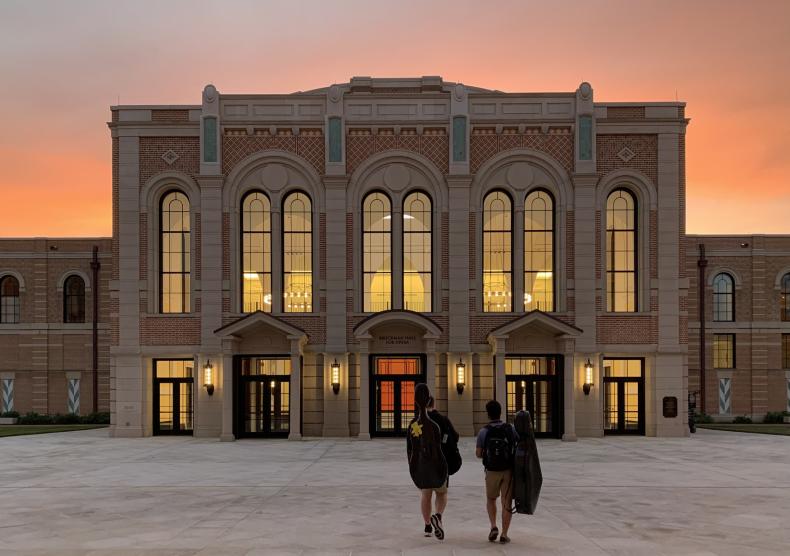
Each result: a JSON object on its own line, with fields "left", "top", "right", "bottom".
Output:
{"left": 1, "top": 0, "right": 788, "bottom": 236}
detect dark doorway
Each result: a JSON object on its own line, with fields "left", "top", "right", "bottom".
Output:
{"left": 504, "top": 355, "right": 563, "bottom": 439}
{"left": 235, "top": 356, "right": 291, "bottom": 438}
{"left": 603, "top": 358, "right": 645, "bottom": 435}
{"left": 153, "top": 359, "right": 194, "bottom": 436}
{"left": 370, "top": 355, "right": 425, "bottom": 437}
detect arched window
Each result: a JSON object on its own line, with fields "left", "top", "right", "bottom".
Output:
{"left": 0, "top": 276, "right": 20, "bottom": 324}
{"left": 403, "top": 192, "right": 432, "bottom": 312}
{"left": 606, "top": 189, "right": 637, "bottom": 312}
{"left": 160, "top": 191, "right": 191, "bottom": 313}
{"left": 483, "top": 190, "right": 512, "bottom": 312}
{"left": 363, "top": 192, "right": 392, "bottom": 312}
{"left": 283, "top": 191, "right": 312, "bottom": 313}
{"left": 712, "top": 273, "right": 734, "bottom": 322}
{"left": 524, "top": 190, "right": 554, "bottom": 312}
{"left": 782, "top": 273, "right": 790, "bottom": 322}
{"left": 241, "top": 191, "right": 272, "bottom": 313}
{"left": 63, "top": 275, "right": 86, "bottom": 323}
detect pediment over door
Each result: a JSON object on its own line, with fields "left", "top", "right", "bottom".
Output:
{"left": 487, "top": 311, "right": 582, "bottom": 353}
{"left": 214, "top": 311, "right": 307, "bottom": 353}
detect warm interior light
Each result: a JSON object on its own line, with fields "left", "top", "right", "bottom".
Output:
{"left": 270, "top": 380, "right": 276, "bottom": 389}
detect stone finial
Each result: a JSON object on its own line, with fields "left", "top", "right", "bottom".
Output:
{"left": 578, "top": 82, "right": 593, "bottom": 101}
{"left": 203, "top": 84, "right": 218, "bottom": 104}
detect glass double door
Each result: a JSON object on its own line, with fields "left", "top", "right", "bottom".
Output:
{"left": 153, "top": 360, "right": 194, "bottom": 435}
{"left": 235, "top": 357, "right": 291, "bottom": 438}
{"left": 505, "top": 356, "right": 562, "bottom": 439}
{"left": 371, "top": 356, "right": 424, "bottom": 437}
{"left": 603, "top": 358, "right": 645, "bottom": 435}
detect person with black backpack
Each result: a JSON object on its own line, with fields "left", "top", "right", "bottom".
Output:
{"left": 475, "top": 399, "right": 519, "bottom": 544}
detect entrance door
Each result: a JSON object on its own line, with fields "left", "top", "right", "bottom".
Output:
{"left": 603, "top": 358, "right": 645, "bottom": 435}
{"left": 153, "top": 360, "right": 194, "bottom": 436}
{"left": 235, "top": 357, "right": 291, "bottom": 438}
{"left": 371, "top": 356, "right": 424, "bottom": 437}
{"left": 505, "top": 356, "right": 562, "bottom": 439}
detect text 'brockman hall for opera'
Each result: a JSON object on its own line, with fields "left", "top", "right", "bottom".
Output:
{"left": 3, "top": 77, "right": 790, "bottom": 439}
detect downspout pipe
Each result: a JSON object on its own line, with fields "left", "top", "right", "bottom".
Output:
{"left": 90, "top": 245, "right": 100, "bottom": 413}
{"left": 697, "top": 243, "right": 707, "bottom": 414}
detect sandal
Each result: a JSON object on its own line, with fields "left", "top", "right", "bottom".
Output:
{"left": 488, "top": 526, "right": 499, "bottom": 542}
{"left": 500, "top": 534, "right": 511, "bottom": 544}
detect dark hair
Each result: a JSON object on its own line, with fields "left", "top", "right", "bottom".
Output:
{"left": 486, "top": 400, "right": 502, "bottom": 420}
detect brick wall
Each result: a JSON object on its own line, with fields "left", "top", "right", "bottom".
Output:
{"left": 469, "top": 128, "right": 573, "bottom": 174}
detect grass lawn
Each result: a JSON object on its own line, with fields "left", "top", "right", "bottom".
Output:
{"left": 0, "top": 424, "right": 109, "bottom": 438}
{"left": 698, "top": 423, "right": 790, "bottom": 436}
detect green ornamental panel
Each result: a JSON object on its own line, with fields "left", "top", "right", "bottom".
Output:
{"left": 203, "top": 117, "right": 217, "bottom": 163}
{"left": 328, "top": 117, "right": 342, "bottom": 163}
{"left": 578, "top": 115, "right": 592, "bottom": 161}
{"left": 452, "top": 116, "right": 467, "bottom": 162}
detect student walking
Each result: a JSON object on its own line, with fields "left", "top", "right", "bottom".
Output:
{"left": 406, "top": 385, "right": 450, "bottom": 541}
{"left": 476, "top": 399, "right": 519, "bottom": 544}
{"left": 418, "top": 395, "right": 460, "bottom": 540}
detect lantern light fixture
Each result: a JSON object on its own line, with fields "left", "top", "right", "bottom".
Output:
{"left": 456, "top": 358, "right": 466, "bottom": 394}
{"left": 203, "top": 359, "right": 215, "bottom": 396}
{"left": 583, "top": 358, "right": 594, "bottom": 396}
{"left": 330, "top": 358, "right": 341, "bottom": 395}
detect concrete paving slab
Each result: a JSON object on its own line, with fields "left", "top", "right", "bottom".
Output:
{"left": 0, "top": 428, "right": 789, "bottom": 555}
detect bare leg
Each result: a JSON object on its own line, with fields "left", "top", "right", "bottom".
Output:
{"left": 486, "top": 497, "right": 498, "bottom": 529}
{"left": 501, "top": 478, "right": 513, "bottom": 536}
{"left": 435, "top": 491, "right": 447, "bottom": 515}
{"left": 421, "top": 490, "right": 433, "bottom": 524}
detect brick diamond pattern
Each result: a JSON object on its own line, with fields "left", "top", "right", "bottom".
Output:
{"left": 161, "top": 149, "right": 180, "bottom": 165}
{"left": 617, "top": 147, "right": 636, "bottom": 163}
{"left": 222, "top": 135, "right": 325, "bottom": 177}
{"left": 345, "top": 133, "right": 448, "bottom": 175}
{"left": 469, "top": 132, "right": 573, "bottom": 174}
{"left": 140, "top": 137, "right": 200, "bottom": 186}
{"left": 719, "top": 377, "right": 731, "bottom": 414}
{"left": 597, "top": 135, "right": 658, "bottom": 185}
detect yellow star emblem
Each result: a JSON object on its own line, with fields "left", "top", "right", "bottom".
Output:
{"left": 410, "top": 422, "right": 423, "bottom": 437}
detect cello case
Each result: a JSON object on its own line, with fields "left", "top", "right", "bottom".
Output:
{"left": 513, "top": 410, "right": 543, "bottom": 515}
{"left": 407, "top": 383, "right": 448, "bottom": 489}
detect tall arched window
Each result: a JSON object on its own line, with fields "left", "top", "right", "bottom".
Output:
{"left": 241, "top": 191, "right": 272, "bottom": 313}
{"left": 483, "top": 190, "right": 512, "bottom": 312}
{"left": 363, "top": 192, "right": 392, "bottom": 312}
{"left": 283, "top": 191, "right": 312, "bottom": 313}
{"left": 524, "top": 190, "right": 554, "bottom": 312}
{"left": 782, "top": 273, "right": 790, "bottom": 322}
{"left": 712, "top": 273, "right": 734, "bottom": 322}
{"left": 403, "top": 192, "right": 432, "bottom": 312}
{"left": 606, "top": 189, "right": 637, "bottom": 312}
{"left": 63, "top": 275, "right": 86, "bottom": 323}
{"left": 0, "top": 276, "right": 20, "bottom": 324}
{"left": 160, "top": 191, "right": 190, "bottom": 313}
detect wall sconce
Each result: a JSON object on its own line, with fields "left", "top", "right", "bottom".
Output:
{"left": 330, "top": 358, "right": 341, "bottom": 394}
{"left": 583, "top": 358, "right": 594, "bottom": 396}
{"left": 203, "top": 359, "right": 215, "bottom": 396}
{"left": 456, "top": 358, "right": 466, "bottom": 394}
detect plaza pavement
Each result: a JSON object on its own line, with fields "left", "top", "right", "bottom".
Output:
{"left": 1, "top": 428, "right": 789, "bottom": 555}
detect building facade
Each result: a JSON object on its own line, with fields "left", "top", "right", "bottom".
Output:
{"left": 105, "top": 77, "right": 689, "bottom": 440}
{"left": 0, "top": 239, "right": 111, "bottom": 416}
{"left": 687, "top": 235, "right": 790, "bottom": 419}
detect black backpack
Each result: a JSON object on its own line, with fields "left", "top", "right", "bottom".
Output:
{"left": 483, "top": 423, "right": 514, "bottom": 472}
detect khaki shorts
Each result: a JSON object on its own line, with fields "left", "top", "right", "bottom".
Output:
{"left": 422, "top": 478, "right": 448, "bottom": 495}
{"left": 485, "top": 469, "right": 513, "bottom": 500}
